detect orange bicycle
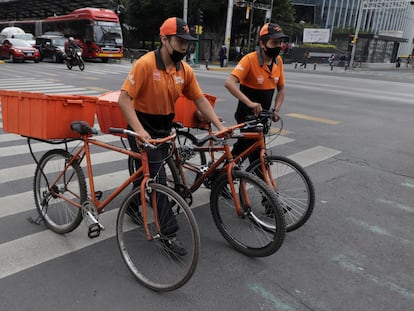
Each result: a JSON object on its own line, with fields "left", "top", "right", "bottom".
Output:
{"left": 173, "top": 110, "right": 315, "bottom": 232}
{"left": 30, "top": 121, "right": 200, "bottom": 291}
{"left": 159, "top": 125, "right": 287, "bottom": 257}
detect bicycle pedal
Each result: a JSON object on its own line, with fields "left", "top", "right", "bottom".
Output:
{"left": 88, "top": 223, "right": 101, "bottom": 239}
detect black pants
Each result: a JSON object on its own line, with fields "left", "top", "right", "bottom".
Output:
{"left": 128, "top": 133, "right": 178, "bottom": 236}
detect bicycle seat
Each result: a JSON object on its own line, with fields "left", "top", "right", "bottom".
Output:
{"left": 71, "top": 121, "right": 97, "bottom": 135}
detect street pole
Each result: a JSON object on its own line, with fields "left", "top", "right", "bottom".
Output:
{"left": 224, "top": 0, "right": 233, "bottom": 64}
{"left": 350, "top": 0, "right": 364, "bottom": 68}
{"left": 183, "top": 0, "right": 188, "bottom": 22}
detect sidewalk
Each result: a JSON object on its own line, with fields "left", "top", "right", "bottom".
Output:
{"left": 191, "top": 60, "right": 413, "bottom": 73}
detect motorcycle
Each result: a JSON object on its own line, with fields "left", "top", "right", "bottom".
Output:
{"left": 65, "top": 48, "right": 85, "bottom": 71}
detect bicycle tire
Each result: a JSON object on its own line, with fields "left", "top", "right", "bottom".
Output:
{"left": 175, "top": 130, "right": 206, "bottom": 189}
{"left": 246, "top": 155, "right": 315, "bottom": 232}
{"left": 210, "top": 170, "right": 286, "bottom": 257}
{"left": 33, "top": 149, "right": 86, "bottom": 234}
{"left": 116, "top": 183, "right": 200, "bottom": 291}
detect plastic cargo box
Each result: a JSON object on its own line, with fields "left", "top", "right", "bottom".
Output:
{"left": 96, "top": 91, "right": 217, "bottom": 132}
{"left": 96, "top": 91, "right": 126, "bottom": 135}
{"left": 174, "top": 93, "right": 216, "bottom": 129}
{"left": 0, "top": 90, "right": 96, "bottom": 140}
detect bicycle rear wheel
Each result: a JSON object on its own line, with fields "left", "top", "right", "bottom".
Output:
{"left": 116, "top": 183, "right": 200, "bottom": 291}
{"left": 246, "top": 155, "right": 315, "bottom": 232}
{"left": 210, "top": 170, "right": 285, "bottom": 257}
{"left": 33, "top": 149, "right": 86, "bottom": 234}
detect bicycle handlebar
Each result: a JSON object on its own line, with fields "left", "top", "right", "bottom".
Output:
{"left": 109, "top": 128, "right": 176, "bottom": 149}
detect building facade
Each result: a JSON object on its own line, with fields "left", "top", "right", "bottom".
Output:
{"left": 293, "top": 0, "right": 414, "bottom": 62}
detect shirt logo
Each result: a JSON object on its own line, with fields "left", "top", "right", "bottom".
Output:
{"left": 128, "top": 73, "right": 135, "bottom": 85}
{"left": 174, "top": 75, "right": 184, "bottom": 84}
{"left": 235, "top": 64, "right": 244, "bottom": 71}
{"left": 257, "top": 75, "right": 264, "bottom": 84}
{"left": 153, "top": 70, "right": 161, "bottom": 81}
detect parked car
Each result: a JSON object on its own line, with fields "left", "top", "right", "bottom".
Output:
{"left": 35, "top": 35, "right": 67, "bottom": 63}
{"left": 0, "top": 38, "right": 40, "bottom": 63}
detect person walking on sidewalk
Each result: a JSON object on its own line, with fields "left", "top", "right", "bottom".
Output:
{"left": 300, "top": 50, "right": 309, "bottom": 68}
{"left": 118, "top": 17, "right": 225, "bottom": 256}
{"left": 224, "top": 22, "right": 287, "bottom": 163}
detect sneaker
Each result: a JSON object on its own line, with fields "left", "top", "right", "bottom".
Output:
{"left": 162, "top": 236, "right": 187, "bottom": 256}
{"left": 125, "top": 201, "right": 142, "bottom": 225}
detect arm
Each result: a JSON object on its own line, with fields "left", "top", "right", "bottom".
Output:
{"left": 194, "top": 96, "right": 225, "bottom": 131}
{"left": 224, "top": 74, "right": 262, "bottom": 116}
{"left": 273, "top": 84, "right": 285, "bottom": 122}
{"left": 118, "top": 90, "right": 150, "bottom": 140}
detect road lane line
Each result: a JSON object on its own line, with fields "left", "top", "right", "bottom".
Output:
{"left": 286, "top": 113, "right": 341, "bottom": 125}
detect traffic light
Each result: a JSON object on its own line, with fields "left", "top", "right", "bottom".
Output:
{"left": 197, "top": 8, "right": 204, "bottom": 25}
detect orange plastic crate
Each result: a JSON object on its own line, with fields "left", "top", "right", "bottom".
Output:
{"left": 0, "top": 90, "right": 96, "bottom": 140}
{"left": 96, "top": 91, "right": 127, "bottom": 135}
{"left": 174, "top": 93, "right": 216, "bottom": 129}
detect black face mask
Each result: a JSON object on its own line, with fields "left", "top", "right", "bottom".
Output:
{"left": 167, "top": 40, "right": 186, "bottom": 63}
{"left": 264, "top": 46, "right": 281, "bottom": 59}
{"left": 169, "top": 49, "right": 186, "bottom": 63}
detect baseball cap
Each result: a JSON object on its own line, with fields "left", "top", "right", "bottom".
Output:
{"left": 259, "top": 23, "right": 288, "bottom": 40}
{"left": 160, "top": 17, "right": 197, "bottom": 41}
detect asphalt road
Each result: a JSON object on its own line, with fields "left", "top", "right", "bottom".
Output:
{"left": 0, "top": 60, "right": 413, "bottom": 311}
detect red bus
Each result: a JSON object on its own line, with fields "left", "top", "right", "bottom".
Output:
{"left": 0, "top": 8, "right": 123, "bottom": 62}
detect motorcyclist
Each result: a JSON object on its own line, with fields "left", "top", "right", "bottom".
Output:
{"left": 64, "top": 37, "right": 81, "bottom": 60}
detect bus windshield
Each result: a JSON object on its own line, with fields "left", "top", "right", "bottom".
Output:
{"left": 93, "top": 21, "right": 122, "bottom": 45}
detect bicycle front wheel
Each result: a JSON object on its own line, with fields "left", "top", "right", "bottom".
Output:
{"left": 116, "top": 183, "right": 200, "bottom": 292}
{"left": 210, "top": 170, "right": 286, "bottom": 257}
{"left": 33, "top": 149, "right": 86, "bottom": 234}
{"left": 246, "top": 155, "right": 315, "bottom": 232}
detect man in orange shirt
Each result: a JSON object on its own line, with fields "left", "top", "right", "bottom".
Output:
{"left": 225, "top": 22, "right": 287, "bottom": 162}
{"left": 119, "top": 17, "right": 224, "bottom": 256}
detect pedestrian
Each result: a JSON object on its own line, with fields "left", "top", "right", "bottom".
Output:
{"left": 118, "top": 17, "right": 225, "bottom": 256}
{"left": 300, "top": 50, "right": 309, "bottom": 68}
{"left": 328, "top": 53, "right": 335, "bottom": 66}
{"left": 219, "top": 44, "right": 227, "bottom": 67}
{"left": 396, "top": 57, "right": 401, "bottom": 68}
{"left": 224, "top": 22, "right": 287, "bottom": 163}
{"left": 189, "top": 43, "right": 195, "bottom": 65}
{"left": 407, "top": 54, "right": 411, "bottom": 68}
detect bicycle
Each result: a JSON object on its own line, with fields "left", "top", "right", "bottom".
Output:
{"left": 30, "top": 121, "right": 200, "bottom": 292}
{"left": 154, "top": 124, "right": 287, "bottom": 257}
{"left": 173, "top": 110, "right": 315, "bottom": 232}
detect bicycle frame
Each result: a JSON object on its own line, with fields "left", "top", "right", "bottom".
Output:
{"left": 43, "top": 132, "right": 173, "bottom": 240}
{"left": 173, "top": 128, "right": 259, "bottom": 218}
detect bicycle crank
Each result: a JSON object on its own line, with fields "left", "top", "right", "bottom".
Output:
{"left": 82, "top": 201, "right": 105, "bottom": 239}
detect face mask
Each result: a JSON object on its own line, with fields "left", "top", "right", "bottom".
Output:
{"left": 264, "top": 46, "right": 281, "bottom": 59}
{"left": 169, "top": 49, "right": 186, "bottom": 63}
{"left": 167, "top": 39, "right": 186, "bottom": 63}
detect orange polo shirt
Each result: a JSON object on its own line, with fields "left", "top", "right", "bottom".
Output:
{"left": 231, "top": 50, "right": 285, "bottom": 122}
{"left": 121, "top": 49, "right": 204, "bottom": 115}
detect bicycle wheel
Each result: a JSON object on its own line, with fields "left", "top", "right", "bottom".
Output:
{"left": 116, "top": 183, "right": 200, "bottom": 291}
{"left": 33, "top": 149, "right": 86, "bottom": 234}
{"left": 175, "top": 130, "right": 206, "bottom": 189}
{"left": 210, "top": 170, "right": 285, "bottom": 257}
{"left": 246, "top": 155, "right": 315, "bottom": 232}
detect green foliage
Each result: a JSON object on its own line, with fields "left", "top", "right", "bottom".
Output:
{"left": 301, "top": 43, "right": 336, "bottom": 50}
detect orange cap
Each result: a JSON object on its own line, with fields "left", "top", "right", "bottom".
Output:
{"left": 160, "top": 17, "right": 197, "bottom": 41}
